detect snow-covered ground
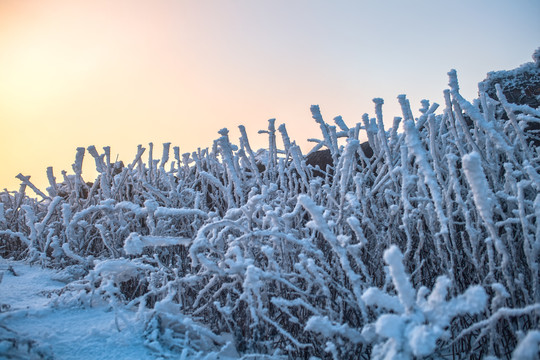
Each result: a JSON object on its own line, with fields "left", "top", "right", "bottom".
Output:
{"left": 0, "top": 258, "right": 155, "bottom": 360}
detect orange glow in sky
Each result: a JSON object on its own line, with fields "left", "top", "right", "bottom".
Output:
{"left": 1, "top": 0, "right": 539, "bottom": 193}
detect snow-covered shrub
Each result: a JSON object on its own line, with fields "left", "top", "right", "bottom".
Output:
{"left": 359, "top": 245, "right": 487, "bottom": 359}
{"left": 2, "top": 51, "right": 539, "bottom": 359}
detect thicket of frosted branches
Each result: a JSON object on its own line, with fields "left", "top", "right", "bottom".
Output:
{"left": 1, "top": 68, "right": 539, "bottom": 359}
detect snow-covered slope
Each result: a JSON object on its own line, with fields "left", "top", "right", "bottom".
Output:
{"left": 0, "top": 259, "right": 155, "bottom": 360}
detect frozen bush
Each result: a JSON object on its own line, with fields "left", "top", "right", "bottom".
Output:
{"left": 2, "top": 50, "right": 539, "bottom": 359}
{"left": 360, "top": 245, "right": 487, "bottom": 359}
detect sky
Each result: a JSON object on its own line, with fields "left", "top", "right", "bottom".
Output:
{"left": 0, "top": 0, "right": 539, "bottom": 193}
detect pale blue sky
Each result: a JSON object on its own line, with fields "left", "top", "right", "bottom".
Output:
{"left": 1, "top": 0, "right": 539, "bottom": 191}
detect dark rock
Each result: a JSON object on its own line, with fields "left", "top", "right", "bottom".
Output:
{"left": 479, "top": 47, "right": 540, "bottom": 146}
{"left": 305, "top": 141, "right": 374, "bottom": 177}
{"left": 305, "top": 149, "right": 332, "bottom": 177}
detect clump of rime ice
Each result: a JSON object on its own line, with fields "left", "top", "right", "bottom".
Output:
{"left": 361, "top": 245, "right": 487, "bottom": 359}
{"left": 462, "top": 152, "right": 495, "bottom": 226}
{"left": 512, "top": 330, "right": 540, "bottom": 360}
{"left": 124, "top": 233, "right": 191, "bottom": 255}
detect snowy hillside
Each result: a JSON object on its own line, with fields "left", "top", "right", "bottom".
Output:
{"left": 1, "top": 51, "right": 540, "bottom": 359}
